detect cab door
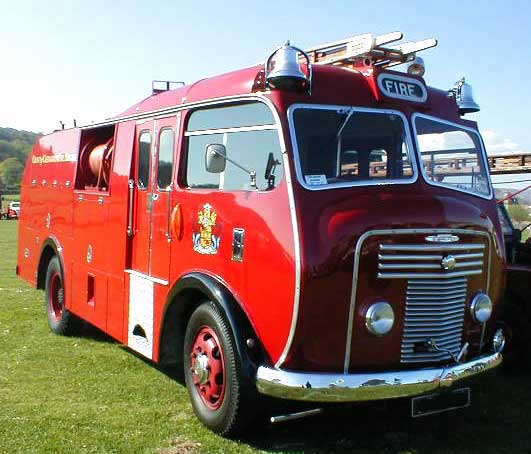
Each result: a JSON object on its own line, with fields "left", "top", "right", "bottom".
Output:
{"left": 149, "top": 116, "right": 178, "bottom": 281}
{"left": 131, "top": 121, "right": 154, "bottom": 274}
{"left": 130, "top": 117, "right": 177, "bottom": 280}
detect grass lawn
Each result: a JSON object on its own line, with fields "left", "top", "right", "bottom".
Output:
{"left": 1, "top": 220, "right": 531, "bottom": 453}
{"left": 2, "top": 193, "right": 20, "bottom": 203}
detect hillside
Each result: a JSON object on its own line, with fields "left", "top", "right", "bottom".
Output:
{"left": 0, "top": 127, "right": 41, "bottom": 189}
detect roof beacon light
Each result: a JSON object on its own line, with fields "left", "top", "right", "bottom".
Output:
{"left": 450, "top": 77, "right": 480, "bottom": 115}
{"left": 407, "top": 56, "right": 425, "bottom": 77}
{"left": 266, "top": 41, "right": 311, "bottom": 92}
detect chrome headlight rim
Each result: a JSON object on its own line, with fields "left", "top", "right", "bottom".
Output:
{"left": 470, "top": 292, "right": 493, "bottom": 324}
{"left": 492, "top": 328, "right": 506, "bottom": 353}
{"left": 365, "top": 301, "right": 395, "bottom": 337}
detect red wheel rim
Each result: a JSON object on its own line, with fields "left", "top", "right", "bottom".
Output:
{"left": 49, "top": 271, "right": 64, "bottom": 321}
{"left": 190, "top": 326, "right": 226, "bottom": 410}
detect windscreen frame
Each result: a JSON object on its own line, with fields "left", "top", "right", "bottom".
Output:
{"left": 412, "top": 112, "right": 493, "bottom": 200}
{"left": 287, "top": 103, "right": 418, "bottom": 191}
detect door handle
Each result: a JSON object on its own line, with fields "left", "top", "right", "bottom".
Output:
{"left": 127, "top": 179, "right": 134, "bottom": 237}
{"left": 152, "top": 193, "right": 159, "bottom": 201}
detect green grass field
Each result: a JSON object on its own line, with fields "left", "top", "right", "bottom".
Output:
{"left": 1, "top": 220, "right": 531, "bottom": 453}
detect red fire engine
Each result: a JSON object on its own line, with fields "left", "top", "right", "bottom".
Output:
{"left": 18, "top": 32, "right": 506, "bottom": 434}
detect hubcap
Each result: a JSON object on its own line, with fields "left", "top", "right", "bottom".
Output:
{"left": 190, "top": 326, "right": 226, "bottom": 410}
{"left": 49, "top": 272, "right": 64, "bottom": 320}
{"left": 193, "top": 353, "right": 210, "bottom": 385}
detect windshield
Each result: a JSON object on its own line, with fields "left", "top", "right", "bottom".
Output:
{"left": 414, "top": 114, "right": 491, "bottom": 198}
{"left": 290, "top": 106, "right": 415, "bottom": 189}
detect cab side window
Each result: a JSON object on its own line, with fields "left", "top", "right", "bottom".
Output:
{"left": 137, "top": 131, "right": 151, "bottom": 190}
{"left": 157, "top": 128, "right": 175, "bottom": 190}
{"left": 185, "top": 102, "right": 283, "bottom": 191}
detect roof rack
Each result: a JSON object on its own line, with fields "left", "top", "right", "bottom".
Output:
{"left": 305, "top": 31, "right": 437, "bottom": 69}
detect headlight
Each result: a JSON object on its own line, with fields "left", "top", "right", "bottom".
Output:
{"left": 365, "top": 302, "right": 395, "bottom": 336}
{"left": 492, "top": 328, "right": 506, "bottom": 353}
{"left": 470, "top": 293, "right": 492, "bottom": 323}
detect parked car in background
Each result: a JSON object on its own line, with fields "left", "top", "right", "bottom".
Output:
{"left": 9, "top": 201, "right": 20, "bottom": 218}
{"left": 1, "top": 200, "right": 20, "bottom": 220}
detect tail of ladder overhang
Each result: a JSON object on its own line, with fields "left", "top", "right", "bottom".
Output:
{"left": 304, "top": 32, "right": 437, "bottom": 69}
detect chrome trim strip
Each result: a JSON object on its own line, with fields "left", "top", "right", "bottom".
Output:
{"left": 125, "top": 269, "right": 168, "bottom": 286}
{"left": 379, "top": 254, "right": 444, "bottom": 261}
{"left": 287, "top": 104, "right": 419, "bottom": 192}
{"left": 185, "top": 124, "right": 277, "bottom": 136}
{"left": 406, "top": 292, "right": 466, "bottom": 300}
{"left": 411, "top": 112, "right": 494, "bottom": 201}
{"left": 380, "top": 243, "right": 485, "bottom": 251}
{"left": 378, "top": 261, "right": 483, "bottom": 270}
{"left": 408, "top": 285, "right": 467, "bottom": 292}
{"left": 378, "top": 269, "right": 482, "bottom": 279}
{"left": 269, "top": 100, "right": 301, "bottom": 369}
{"left": 80, "top": 94, "right": 276, "bottom": 130}
{"left": 256, "top": 353, "right": 501, "bottom": 402}
{"left": 379, "top": 263, "right": 440, "bottom": 270}
{"left": 344, "top": 228, "right": 492, "bottom": 373}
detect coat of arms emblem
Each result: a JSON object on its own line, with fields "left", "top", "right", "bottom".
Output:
{"left": 193, "top": 203, "right": 220, "bottom": 254}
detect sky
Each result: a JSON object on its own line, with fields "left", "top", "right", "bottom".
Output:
{"left": 1, "top": 0, "right": 530, "bottom": 166}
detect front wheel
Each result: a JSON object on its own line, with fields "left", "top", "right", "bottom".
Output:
{"left": 183, "top": 302, "right": 255, "bottom": 436}
{"left": 45, "top": 256, "right": 79, "bottom": 335}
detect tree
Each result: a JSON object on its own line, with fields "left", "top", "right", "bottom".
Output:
{"left": 0, "top": 157, "right": 24, "bottom": 186}
{"left": 507, "top": 203, "right": 531, "bottom": 223}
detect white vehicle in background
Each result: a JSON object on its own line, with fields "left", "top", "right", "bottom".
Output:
{"left": 7, "top": 201, "right": 20, "bottom": 219}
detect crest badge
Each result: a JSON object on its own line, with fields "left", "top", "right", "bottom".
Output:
{"left": 193, "top": 203, "right": 220, "bottom": 254}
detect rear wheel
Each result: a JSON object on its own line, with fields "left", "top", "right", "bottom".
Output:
{"left": 184, "top": 301, "right": 254, "bottom": 436}
{"left": 45, "top": 256, "right": 78, "bottom": 335}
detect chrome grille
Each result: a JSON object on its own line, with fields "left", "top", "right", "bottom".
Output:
{"left": 378, "top": 243, "right": 485, "bottom": 279}
{"left": 377, "top": 241, "right": 486, "bottom": 364}
{"left": 401, "top": 277, "right": 466, "bottom": 363}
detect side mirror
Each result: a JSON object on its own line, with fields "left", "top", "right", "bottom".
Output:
{"left": 205, "top": 144, "right": 226, "bottom": 173}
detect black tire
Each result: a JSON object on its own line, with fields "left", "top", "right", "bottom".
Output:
{"left": 45, "top": 256, "right": 78, "bottom": 335}
{"left": 183, "top": 301, "right": 255, "bottom": 436}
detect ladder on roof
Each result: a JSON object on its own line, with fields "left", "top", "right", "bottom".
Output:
{"left": 304, "top": 31, "right": 437, "bottom": 68}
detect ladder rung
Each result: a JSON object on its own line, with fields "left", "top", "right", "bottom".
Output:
{"left": 305, "top": 32, "right": 437, "bottom": 70}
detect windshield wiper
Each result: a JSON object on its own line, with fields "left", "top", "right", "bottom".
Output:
{"left": 336, "top": 108, "right": 355, "bottom": 138}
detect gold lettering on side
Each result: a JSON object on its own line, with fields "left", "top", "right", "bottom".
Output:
{"left": 31, "top": 153, "right": 77, "bottom": 165}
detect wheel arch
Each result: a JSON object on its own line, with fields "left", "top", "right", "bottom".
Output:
{"left": 158, "top": 272, "right": 266, "bottom": 385}
{"left": 37, "top": 237, "right": 64, "bottom": 290}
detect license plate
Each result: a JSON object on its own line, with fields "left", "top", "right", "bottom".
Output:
{"left": 411, "top": 387, "right": 471, "bottom": 417}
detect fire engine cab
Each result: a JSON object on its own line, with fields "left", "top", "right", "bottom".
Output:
{"left": 18, "top": 32, "right": 506, "bottom": 434}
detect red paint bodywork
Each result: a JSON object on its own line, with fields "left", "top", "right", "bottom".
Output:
{"left": 17, "top": 63, "right": 505, "bottom": 373}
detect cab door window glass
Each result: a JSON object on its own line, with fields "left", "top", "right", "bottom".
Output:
{"left": 184, "top": 102, "right": 283, "bottom": 191}
{"left": 157, "top": 128, "right": 175, "bottom": 190}
{"left": 187, "top": 133, "right": 223, "bottom": 189}
{"left": 187, "top": 102, "right": 275, "bottom": 131}
{"left": 223, "top": 130, "right": 283, "bottom": 190}
{"left": 137, "top": 131, "right": 151, "bottom": 190}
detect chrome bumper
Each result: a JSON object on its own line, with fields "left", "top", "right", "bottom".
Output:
{"left": 256, "top": 353, "right": 501, "bottom": 402}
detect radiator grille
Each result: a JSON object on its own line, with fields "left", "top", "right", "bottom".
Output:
{"left": 401, "top": 277, "right": 467, "bottom": 363}
{"left": 377, "top": 241, "right": 485, "bottom": 364}
{"left": 378, "top": 243, "right": 485, "bottom": 279}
